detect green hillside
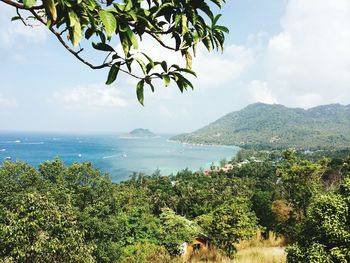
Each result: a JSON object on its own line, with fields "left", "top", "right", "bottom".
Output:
{"left": 171, "top": 103, "right": 350, "bottom": 150}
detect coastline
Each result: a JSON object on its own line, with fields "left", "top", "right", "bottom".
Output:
{"left": 167, "top": 138, "right": 240, "bottom": 149}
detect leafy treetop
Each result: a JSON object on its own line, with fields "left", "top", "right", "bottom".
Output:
{"left": 2, "top": 0, "right": 228, "bottom": 105}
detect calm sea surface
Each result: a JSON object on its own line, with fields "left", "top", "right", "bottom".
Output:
{"left": 0, "top": 133, "right": 239, "bottom": 182}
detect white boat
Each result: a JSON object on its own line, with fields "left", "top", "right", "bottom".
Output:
{"left": 78, "top": 154, "right": 82, "bottom": 158}
{"left": 15, "top": 140, "right": 21, "bottom": 143}
{"left": 4, "top": 156, "right": 12, "bottom": 160}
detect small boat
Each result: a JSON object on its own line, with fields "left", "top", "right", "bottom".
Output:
{"left": 78, "top": 154, "right": 82, "bottom": 158}
{"left": 4, "top": 156, "right": 12, "bottom": 161}
{"left": 15, "top": 140, "right": 21, "bottom": 143}
{"left": 0, "top": 149, "right": 6, "bottom": 152}
{"left": 122, "top": 154, "right": 127, "bottom": 158}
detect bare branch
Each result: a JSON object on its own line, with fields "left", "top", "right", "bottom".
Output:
{"left": 16, "top": 8, "right": 31, "bottom": 27}
{"left": 146, "top": 32, "right": 177, "bottom": 51}
{"left": 59, "top": 27, "right": 69, "bottom": 36}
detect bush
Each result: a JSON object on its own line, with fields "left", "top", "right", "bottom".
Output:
{"left": 119, "top": 243, "right": 171, "bottom": 263}
{"left": 199, "top": 197, "right": 259, "bottom": 257}
{"left": 287, "top": 176, "right": 350, "bottom": 262}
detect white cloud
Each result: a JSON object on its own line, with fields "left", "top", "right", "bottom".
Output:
{"left": 0, "top": 5, "right": 47, "bottom": 46}
{"left": 159, "top": 105, "right": 172, "bottom": 118}
{"left": 115, "top": 36, "right": 254, "bottom": 91}
{"left": 53, "top": 84, "right": 128, "bottom": 109}
{"left": 0, "top": 94, "right": 17, "bottom": 108}
{"left": 263, "top": 0, "right": 350, "bottom": 108}
{"left": 247, "top": 80, "right": 276, "bottom": 104}
{"left": 192, "top": 44, "right": 254, "bottom": 87}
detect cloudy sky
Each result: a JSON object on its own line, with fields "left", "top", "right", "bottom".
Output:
{"left": 1, "top": 0, "right": 350, "bottom": 133}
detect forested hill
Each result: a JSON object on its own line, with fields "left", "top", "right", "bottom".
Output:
{"left": 171, "top": 103, "right": 350, "bottom": 150}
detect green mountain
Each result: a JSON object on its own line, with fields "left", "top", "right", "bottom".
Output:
{"left": 171, "top": 103, "right": 350, "bottom": 150}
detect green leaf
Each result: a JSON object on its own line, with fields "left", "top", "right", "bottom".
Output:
{"left": 68, "top": 11, "right": 79, "bottom": 27}
{"left": 215, "top": 25, "right": 229, "bottom": 34}
{"left": 161, "top": 61, "right": 167, "bottom": 72}
{"left": 213, "top": 14, "right": 222, "bottom": 25}
{"left": 85, "top": 27, "right": 95, "bottom": 40}
{"left": 119, "top": 32, "right": 130, "bottom": 56}
{"left": 23, "top": 0, "right": 36, "bottom": 8}
{"left": 136, "top": 80, "right": 145, "bottom": 105}
{"left": 142, "top": 53, "right": 154, "bottom": 68}
{"left": 124, "top": 0, "right": 132, "bottom": 11}
{"left": 105, "top": 64, "right": 120, "bottom": 85}
{"left": 210, "top": 0, "right": 222, "bottom": 8}
{"left": 84, "top": 0, "right": 97, "bottom": 11}
{"left": 126, "top": 26, "right": 138, "bottom": 49}
{"left": 148, "top": 82, "right": 155, "bottom": 92}
{"left": 181, "top": 15, "right": 188, "bottom": 35}
{"left": 176, "top": 78, "right": 184, "bottom": 92}
{"left": 178, "top": 74, "right": 194, "bottom": 90}
{"left": 174, "top": 34, "right": 181, "bottom": 51}
{"left": 202, "top": 36, "right": 211, "bottom": 51}
{"left": 99, "top": 10, "right": 117, "bottom": 38}
{"left": 44, "top": 0, "right": 57, "bottom": 22}
{"left": 126, "top": 58, "right": 133, "bottom": 72}
{"left": 178, "top": 68, "right": 197, "bottom": 77}
{"left": 162, "top": 75, "right": 170, "bottom": 87}
{"left": 69, "top": 20, "right": 82, "bottom": 47}
{"left": 134, "top": 58, "right": 147, "bottom": 75}
{"left": 92, "top": 42, "right": 115, "bottom": 52}
{"left": 152, "top": 3, "right": 173, "bottom": 18}
{"left": 128, "top": 11, "right": 138, "bottom": 22}
{"left": 11, "top": 16, "right": 21, "bottom": 21}
{"left": 197, "top": 1, "right": 213, "bottom": 20}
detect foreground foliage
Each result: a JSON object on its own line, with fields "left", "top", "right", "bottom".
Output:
{"left": 3, "top": 0, "right": 228, "bottom": 104}
{"left": 0, "top": 149, "right": 349, "bottom": 262}
{"left": 287, "top": 176, "right": 350, "bottom": 262}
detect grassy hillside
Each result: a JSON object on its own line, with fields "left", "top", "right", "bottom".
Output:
{"left": 171, "top": 103, "right": 350, "bottom": 150}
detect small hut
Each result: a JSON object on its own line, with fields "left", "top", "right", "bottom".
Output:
{"left": 180, "top": 234, "right": 210, "bottom": 258}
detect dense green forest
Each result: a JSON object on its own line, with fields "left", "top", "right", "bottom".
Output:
{"left": 171, "top": 103, "right": 350, "bottom": 150}
{"left": 0, "top": 149, "right": 349, "bottom": 262}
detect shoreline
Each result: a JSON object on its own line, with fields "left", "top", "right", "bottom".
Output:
{"left": 167, "top": 138, "right": 240, "bottom": 149}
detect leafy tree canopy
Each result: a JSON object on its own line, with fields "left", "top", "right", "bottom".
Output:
{"left": 2, "top": 0, "right": 228, "bottom": 104}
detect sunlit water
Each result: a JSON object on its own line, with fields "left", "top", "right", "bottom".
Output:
{"left": 0, "top": 133, "right": 239, "bottom": 182}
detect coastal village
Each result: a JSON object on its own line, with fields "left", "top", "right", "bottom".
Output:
{"left": 203, "top": 157, "right": 263, "bottom": 176}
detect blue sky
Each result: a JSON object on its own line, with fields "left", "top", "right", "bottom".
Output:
{"left": 1, "top": 0, "right": 349, "bottom": 133}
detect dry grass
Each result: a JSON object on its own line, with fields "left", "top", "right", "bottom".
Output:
{"left": 234, "top": 231, "right": 286, "bottom": 263}
{"left": 235, "top": 231, "right": 286, "bottom": 250}
{"left": 184, "top": 249, "right": 232, "bottom": 263}
{"left": 233, "top": 247, "right": 286, "bottom": 263}
{"left": 177, "top": 247, "right": 286, "bottom": 263}
{"left": 177, "top": 231, "right": 287, "bottom": 263}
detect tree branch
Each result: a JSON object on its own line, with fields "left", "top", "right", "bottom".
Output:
{"left": 2, "top": 1, "right": 164, "bottom": 80}
{"left": 29, "top": 9, "right": 111, "bottom": 70}
{"left": 16, "top": 8, "right": 31, "bottom": 27}
{"left": 0, "top": 0, "right": 43, "bottom": 10}
{"left": 28, "top": 9, "right": 145, "bottom": 79}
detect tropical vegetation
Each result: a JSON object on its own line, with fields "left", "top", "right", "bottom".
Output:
{"left": 0, "top": 149, "right": 349, "bottom": 262}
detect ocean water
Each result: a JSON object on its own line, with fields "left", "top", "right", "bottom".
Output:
{"left": 0, "top": 133, "right": 239, "bottom": 182}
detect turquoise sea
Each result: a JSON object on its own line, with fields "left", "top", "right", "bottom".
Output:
{"left": 0, "top": 133, "right": 239, "bottom": 182}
